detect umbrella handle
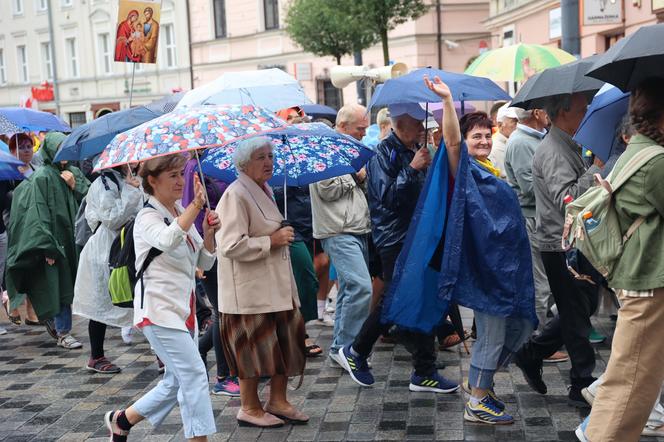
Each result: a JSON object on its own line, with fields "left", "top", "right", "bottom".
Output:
{"left": 194, "top": 150, "right": 211, "bottom": 208}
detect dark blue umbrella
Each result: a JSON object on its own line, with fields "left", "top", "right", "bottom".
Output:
{"left": 0, "top": 150, "right": 26, "bottom": 181}
{"left": 0, "top": 107, "right": 70, "bottom": 132}
{"left": 368, "top": 68, "right": 511, "bottom": 111}
{"left": 55, "top": 92, "right": 184, "bottom": 162}
{"left": 301, "top": 104, "right": 337, "bottom": 121}
{"left": 574, "top": 85, "right": 629, "bottom": 163}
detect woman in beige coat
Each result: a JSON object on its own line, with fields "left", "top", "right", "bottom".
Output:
{"left": 216, "top": 137, "right": 307, "bottom": 428}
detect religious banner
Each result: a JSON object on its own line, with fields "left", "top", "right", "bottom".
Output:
{"left": 583, "top": 0, "right": 623, "bottom": 26}
{"left": 114, "top": 0, "right": 162, "bottom": 64}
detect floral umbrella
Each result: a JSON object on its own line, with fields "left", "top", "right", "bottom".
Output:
{"left": 201, "top": 122, "right": 374, "bottom": 216}
{"left": 93, "top": 104, "right": 286, "bottom": 171}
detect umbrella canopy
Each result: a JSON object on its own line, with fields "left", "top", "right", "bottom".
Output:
{"left": 0, "top": 150, "right": 26, "bottom": 181}
{"left": 586, "top": 23, "right": 664, "bottom": 91}
{"left": 511, "top": 55, "right": 604, "bottom": 110}
{"left": 300, "top": 104, "right": 337, "bottom": 122}
{"left": 55, "top": 92, "right": 184, "bottom": 162}
{"left": 176, "top": 68, "right": 313, "bottom": 111}
{"left": 93, "top": 104, "right": 286, "bottom": 171}
{"left": 465, "top": 43, "right": 576, "bottom": 83}
{"left": 0, "top": 114, "right": 22, "bottom": 135}
{"left": 201, "top": 122, "right": 374, "bottom": 187}
{"left": 574, "top": 85, "right": 629, "bottom": 163}
{"left": 0, "top": 107, "right": 70, "bottom": 132}
{"left": 424, "top": 101, "right": 477, "bottom": 122}
{"left": 369, "top": 68, "right": 511, "bottom": 111}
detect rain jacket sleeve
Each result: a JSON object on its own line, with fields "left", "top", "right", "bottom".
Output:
{"left": 85, "top": 174, "right": 143, "bottom": 232}
{"left": 367, "top": 145, "right": 420, "bottom": 214}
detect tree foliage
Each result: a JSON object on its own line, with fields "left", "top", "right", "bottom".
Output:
{"left": 355, "top": 0, "right": 429, "bottom": 65}
{"left": 285, "top": 0, "right": 378, "bottom": 64}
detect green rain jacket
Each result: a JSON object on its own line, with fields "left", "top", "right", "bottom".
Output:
{"left": 5, "top": 132, "right": 90, "bottom": 319}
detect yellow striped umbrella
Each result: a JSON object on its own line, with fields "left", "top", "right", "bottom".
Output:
{"left": 465, "top": 43, "right": 577, "bottom": 83}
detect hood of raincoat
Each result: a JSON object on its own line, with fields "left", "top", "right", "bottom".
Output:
{"left": 41, "top": 132, "right": 67, "bottom": 165}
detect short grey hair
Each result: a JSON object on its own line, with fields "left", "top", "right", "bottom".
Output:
{"left": 233, "top": 136, "right": 273, "bottom": 171}
{"left": 514, "top": 108, "right": 534, "bottom": 122}
{"left": 336, "top": 104, "right": 367, "bottom": 127}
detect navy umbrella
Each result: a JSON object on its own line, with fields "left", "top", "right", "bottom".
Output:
{"left": 368, "top": 68, "right": 511, "bottom": 111}
{"left": 55, "top": 92, "right": 184, "bottom": 162}
{"left": 574, "top": 85, "right": 629, "bottom": 163}
{"left": 586, "top": 23, "right": 664, "bottom": 92}
{"left": 300, "top": 104, "right": 338, "bottom": 122}
{"left": 511, "top": 56, "right": 604, "bottom": 110}
{"left": 0, "top": 150, "right": 26, "bottom": 181}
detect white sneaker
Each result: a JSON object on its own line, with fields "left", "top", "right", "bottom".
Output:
{"left": 581, "top": 387, "right": 595, "bottom": 406}
{"left": 57, "top": 334, "right": 82, "bottom": 349}
{"left": 329, "top": 351, "right": 343, "bottom": 367}
{"left": 0, "top": 327, "right": 7, "bottom": 335}
{"left": 319, "top": 310, "right": 335, "bottom": 326}
{"left": 121, "top": 326, "right": 134, "bottom": 345}
{"left": 642, "top": 425, "right": 664, "bottom": 437}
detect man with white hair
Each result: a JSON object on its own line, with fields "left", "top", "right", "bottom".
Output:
{"left": 489, "top": 103, "right": 519, "bottom": 179}
{"left": 309, "top": 104, "right": 373, "bottom": 366}
{"left": 337, "top": 102, "right": 459, "bottom": 395}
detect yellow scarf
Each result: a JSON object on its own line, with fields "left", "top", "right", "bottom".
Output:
{"left": 475, "top": 158, "right": 501, "bottom": 178}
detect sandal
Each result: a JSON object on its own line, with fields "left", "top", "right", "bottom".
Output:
{"left": 2, "top": 300, "right": 21, "bottom": 326}
{"left": 305, "top": 343, "right": 322, "bottom": 357}
{"left": 86, "top": 357, "right": 121, "bottom": 374}
{"left": 438, "top": 330, "right": 470, "bottom": 350}
{"left": 24, "top": 319, "right": 42, "bottom": 326}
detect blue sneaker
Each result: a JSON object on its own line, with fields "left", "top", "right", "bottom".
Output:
{"left": 212, "top": 376, "right": 240, "bottom": 397}
{"left": 575, "top": 415, "right": 590, "bottom": 441}
{"left": 409, "top": 372, "right": 459, "bottom": 393}
{"left": 464, "top": 396, "right": 514, "bottom": 425}
{"left": 461, "top": 379, "right": 505, "bottom": 411}
{"left": 338, "top": 346, "right": 374, "bottom": 387}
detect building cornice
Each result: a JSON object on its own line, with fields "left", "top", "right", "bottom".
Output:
{"left": 483, "top": 0, "right": 559, "bottom": 29}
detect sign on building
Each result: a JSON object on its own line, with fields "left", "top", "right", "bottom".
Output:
{"left": 114, "top": 0, "right": 162, "bottom": 64}
{"left": 583, "top": 0, "right": 623, "bottom": 26}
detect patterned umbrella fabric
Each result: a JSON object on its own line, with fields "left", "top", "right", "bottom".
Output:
{"left": 0, "top": 114, "right": 22, "bottom": 135}
{"left": 0, "top": 107, "right": 70, "bottom": 132}
{"left": 0, "top": 150, "right": 26, "bottom": 181}
{"left": 93, "top": 104, "right": 286, "bottom": 171}
{"left": 465, "top": 43, "right": 577, "bottom": 83}
{"left": 201, "top": 122, "right": 374, "bottom": 187}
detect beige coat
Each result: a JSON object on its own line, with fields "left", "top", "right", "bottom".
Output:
{"left": 216, "top": 173, "right": 299, "bottom": 314}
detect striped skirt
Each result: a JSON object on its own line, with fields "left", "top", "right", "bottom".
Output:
{"left": 221, "top": 308, "right": 306, "bottom": 379}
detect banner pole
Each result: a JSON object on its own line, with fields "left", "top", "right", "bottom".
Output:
{"left": 129, "top": 63, "right": 137, "bottom": 107}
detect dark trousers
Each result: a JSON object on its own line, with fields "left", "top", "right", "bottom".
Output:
{"left": 198, "top": 264, "right": 230, "bottom": 378}
{"left": 89, "top": 319, "right": 106, "bottom": 359}
{"left": 519, "top": 251, "right": 598, "bottom": 387}
{"left": 352, "top": 244, "right": 437, "bottom": 377}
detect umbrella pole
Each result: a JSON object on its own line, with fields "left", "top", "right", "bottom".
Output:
{"left": 194, "top": 150, "right": 211, "bottom": 208}
{"left": 460, "top": 101, "right": 465, "bottom": 115}
{"left": 281, "top": 134, "right": 290, "bottom": 219}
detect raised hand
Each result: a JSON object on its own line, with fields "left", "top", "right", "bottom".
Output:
{"left": 424, "top": 75, "right": 453, "bottom": 101}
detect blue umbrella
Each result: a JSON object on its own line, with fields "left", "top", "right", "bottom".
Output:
{"left": 0, "top": 150, "right": 26, "bottom": 181}
{"left": 574, "top": 84, "right": 629, "bottom": 163}
{"left": 301, "top": 104, "right": 337, "bottom": 121}
{"left": 0, "top": 107, "right": 70, "bottom": 133}
{"left": 55, "top": 92, "right": 184, "bottom": 162}
{"left": 369, "top": 68, "right": 511, "bottom": 111}
{"left": 0, "top": 140, "right": 10, "bottom": 153}
{"left": 0, "top": 114, "right": 22, "bottom": 135}
{"left": 202, "top": 122, "right": 373, "bottom": 186}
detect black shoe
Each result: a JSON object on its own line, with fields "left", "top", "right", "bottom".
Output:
{"left": 514, "top": 351, "right": 547, "bottom": 394}
{"left": 568, "top": 385, "right": 591, "bottom": 408}
{"left": 43, "top": 319, "right": 57, "bottom": 340}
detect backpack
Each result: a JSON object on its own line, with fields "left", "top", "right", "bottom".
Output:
{"left": 108, "top": 203, "right": 167, "bottom": 308}
{"left": 75, "top": 172, "right": 121, "bottom": 247}
{"left": 562, "top": 145, "right": 664, "bottom": 278}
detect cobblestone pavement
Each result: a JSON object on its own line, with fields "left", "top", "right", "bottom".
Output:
{"left": 1, "top": 305, "right": 661, "bottom": 441}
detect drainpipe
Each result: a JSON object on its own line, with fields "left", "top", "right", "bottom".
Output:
{"left": 46, "top": 0, "right": 61, "bottom": 116}
{"left": 436, "top": 0, "right": 442, "bottom": 69}
{"left": 561, "top": 0, "right": 580, "bottom": 56}
{"left": 185, "top": 0, "right": 195, "bottom": 89}
{"left": 354, "top": 50, "right": 364, "bottom": 105}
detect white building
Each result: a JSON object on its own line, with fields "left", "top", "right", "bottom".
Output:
{"left": 0, "top": 0, "right": 192, "bottom": 127}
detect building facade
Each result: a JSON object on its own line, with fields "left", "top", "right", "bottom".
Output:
{"left": 189, "top": 0, "right": 491, "bottom": 108}
{"left": 483, "top": 0, "right": 664, "bottom": 56}
{"left": 0, "top": 0, "right": 192, "bottom": 127}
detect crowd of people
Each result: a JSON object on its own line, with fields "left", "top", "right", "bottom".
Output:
{"left": 1, "top": 69, "right": 663, "bottom": 441}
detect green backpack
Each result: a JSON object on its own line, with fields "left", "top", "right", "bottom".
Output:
{"left": 562, "top": 145, "right": 664, "bottom": 278}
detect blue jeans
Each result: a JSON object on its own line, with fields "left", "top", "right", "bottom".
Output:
{"left": 54, "top": 304, "right": 72, "bottom": 335}
{"left": 134, "top": 325, "right": 216, "bottom": 438}
{"left": 322, "top": 234, "right": 372, "bottom": 354}
{"left": 469, "top": 311, "right": 533, "bottom": 390}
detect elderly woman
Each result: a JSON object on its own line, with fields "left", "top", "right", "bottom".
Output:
{"left": 105, "top": 154, "right": 219, "bottom": 442}
{"left": 217, "top": 137, "right": 307, "bottom": 428}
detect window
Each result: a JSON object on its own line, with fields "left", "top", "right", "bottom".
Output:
{"left": 65, "top": 37, "right": 79, "bottom": 78}
{"left": 68, "top": 112, "right": 86, "bottom": 128}
{"left": 317, "top": 78, "right": 342, "bottom": 110}
{"left": 17, "top": 45, "right": 29, "bottom": 83}
{"left": 264, "top": 0, "right": 279, "bottom": 30}
{"left": 164, "top": 24, "right": 177, "bottom": 68}
{"left": 213, "top": 0, "right": 227, "bottom": 38}
{"left": 61, "top": 0, "right": 73, "bottom": 6}
{"left": 41, "top": 42, "right": 53, "bottom": 80}
{"left": 37, "top": 0, "right": 48, "bottom": 11}
{"left": 0, "top": 49, "right": 6, "bottom": 84}
{"left": 13, "top": 0, "right": 24, "bottom": 14}
{"left": 98, "top": 33, "right": 112, "bottom": 75}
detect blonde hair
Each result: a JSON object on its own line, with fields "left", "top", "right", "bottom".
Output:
{"left": 376, "top": 108, "right": 391, "bottom": 127}
{"left": 139, "top": 153, "right": 189, "bottom": 195}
